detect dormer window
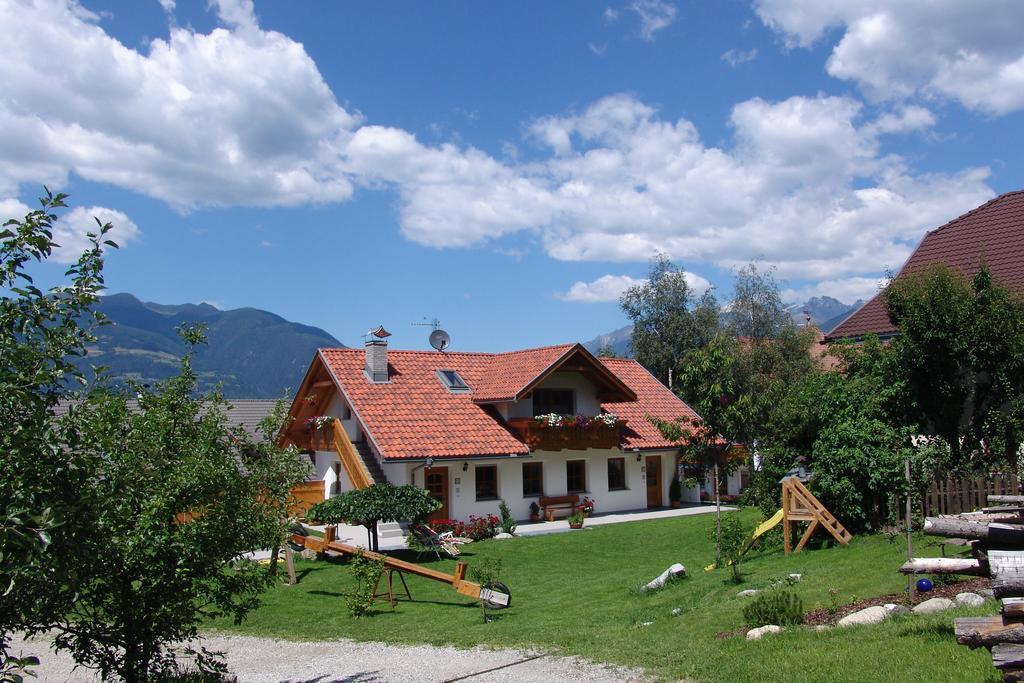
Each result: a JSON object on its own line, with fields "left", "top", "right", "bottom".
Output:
{"left": 437, "top": 369, "right": 470, "bottom": 392}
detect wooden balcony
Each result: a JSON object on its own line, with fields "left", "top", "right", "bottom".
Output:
{"left": 508, "top": 417, "right": 625, "bottom": 452}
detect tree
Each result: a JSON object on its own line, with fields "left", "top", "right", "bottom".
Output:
{"left": 620, "top": 253, "right": 719, "bottom": 388}
{"left": 725, "top": 263, "right": 791, "bottom": 341}
{"left": 1, "top": 191, "right": 111, "bottom": 678}
{"left": 22, "top": 329, "right": 310, "bottom": 681}
{"left": 308, "top": 483, "right": 439, "bottom": 552}
{"left": 596, "top": 343, "right": 617, "bottom": 358}
{"left": 885, "top": 264, "right": 1024, "bottom": 471}
{"left": 650, "top": 334, "right": 749, "bottom": 564}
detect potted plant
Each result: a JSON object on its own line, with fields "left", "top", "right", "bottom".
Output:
{"left": 567, "top": 510, "right": 585, "bottom": 529}
{"left": 529, "top": 501, "right": 541, "bottom": 523}
{"left": 579, "top": 496, "right": 595, "bottom": 517}
{"left": 669, "top": 476, "right": 683, "bottom": 508}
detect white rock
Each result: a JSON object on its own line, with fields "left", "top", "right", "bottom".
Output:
{"left": 979, "top": 588, "right": 995, "bottom": 599}
{"left": 883, "top": 603, "right": 911, "bottom": 616}
{"left": 642, "top": 563, "right": 687, "bottom": 592}
{"left": 640, "top": 621, "right": 653, "bottom": 627}
{"left": 789, "top": 574, "right": 803, "bottom": 582}
{"left": 671, "top": 608, "right": 682, "bottom": 616}
{"left": 913, "top": 597, "right": 956, "bottom": 614}
{"left": 837, "top": 605, "right": 890, "bottom": 627}
{"left": 746, "top": 625, "right": 781, "bottom": 640}
{"left": 737, "top": 589, "right": 760, "bottom": 597}
{"left": 955, "top": 592, "right": 985, "bottom": 607}
{"left": 814, "top": 624, "right": 832, "bottom": 632}
{"left": 493, "top": 533, "right": 514, "bottom": 540}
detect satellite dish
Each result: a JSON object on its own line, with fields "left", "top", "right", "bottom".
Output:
{"left": 429, "top": 329, "right": 451, "bottom": 352}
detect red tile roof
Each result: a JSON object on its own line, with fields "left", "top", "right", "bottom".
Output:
{"left": 470, "top": 344, "right": 575, "bottom": 403}
{"left": 316, "top": 345, "right": 699, "bottom": 460}
{"left": 827, "top": 190, "right": 1024, "bottom": 341}
{"left": 599, "top": 358, "right": 702, "bottom": 450}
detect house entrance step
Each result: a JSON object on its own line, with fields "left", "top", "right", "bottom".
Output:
{"left": 378, "top": 522, "right": 404, "bottom": 539}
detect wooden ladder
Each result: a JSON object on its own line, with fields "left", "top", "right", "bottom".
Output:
{"left": 782, "top": 476, "right": 852, "bottom": 555}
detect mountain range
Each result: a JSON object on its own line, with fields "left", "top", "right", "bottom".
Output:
{"left": 584, "top": 296, "right": 863, "bottom": 357}
{"left": 76, "top": 293, "right": 343, "bottom": 398}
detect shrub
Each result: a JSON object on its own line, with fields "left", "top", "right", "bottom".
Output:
{"left": 498, "top": 500, "right": 517, "bottom": 535}
{"left": 743, "top": 591, "right": 804, "bottom": 627}
{"left": 347, "top": 550, "right": 386, "bottom": 617}
{"left": 432, "top": 514, "right": 500, "bottom": 541}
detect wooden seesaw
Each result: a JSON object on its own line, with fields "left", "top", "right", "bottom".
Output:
{"left": 288, "top": 526, "right": 511, "bottom": 609}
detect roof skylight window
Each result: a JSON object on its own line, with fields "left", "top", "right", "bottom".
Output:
{"left": 437, "top": 369, "right": 470, "bottom": 392}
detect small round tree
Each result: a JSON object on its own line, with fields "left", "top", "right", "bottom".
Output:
{"left": 308, "top": 483, "right": 439, "bottom": 551}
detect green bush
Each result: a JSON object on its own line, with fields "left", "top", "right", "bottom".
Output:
{"left": 347, "top": 550, "right": 386, "bottom": 617}
{"left": 742, "top": 591, "right": 804, "bottom": 627}
{"left": 498, "top": 500, "right": 517, "bottom": 535}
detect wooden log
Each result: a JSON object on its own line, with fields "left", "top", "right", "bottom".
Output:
{"left": 992, "top": 496, "right": 1024, "bottom": 505}
{"left": 956, "top": 616, "right": 1024, "bottom": 648}
{"left": 899, "top": 557, "right": 987, "bottom": 575}
{"left": 1004, "top": 670, "right": 1024, "bottom": 682}
{"left": 985, "top": 506, "right": 1024, "bottom": 515}
{"left": 924, "top": 519, "right": 1024, "bottom": 548}
{"left": 994, "top": 644, "right": 1024, "bottom": 670}
{"left": 992, "top": 552, "right": 1024, "bottom": 599}
{"left": 1004, "top": 598, "right": 1024, "bottom": 620}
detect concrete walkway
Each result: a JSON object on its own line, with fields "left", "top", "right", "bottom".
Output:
{"left": 513, "top": 503, "right": 734, "bottom": 537}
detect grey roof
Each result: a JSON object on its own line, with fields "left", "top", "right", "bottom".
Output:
{"left": 52, "top": 398, "right": 281, "bottom": 440}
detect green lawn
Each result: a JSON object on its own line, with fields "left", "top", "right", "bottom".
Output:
{"left": 209, "top": 509, "right": 1000, "bottom": 682}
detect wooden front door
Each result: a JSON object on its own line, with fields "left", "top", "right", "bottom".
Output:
{"left": 646, "top": 456, "right": 662, "bottom": 508}
{"left": 424, "top": 466, "right": 449, "bottom": 522}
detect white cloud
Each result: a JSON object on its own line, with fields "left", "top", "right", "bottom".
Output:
{"left": 628, "top": 0, "right": 677, "bottom": 41}
{"left": 721, "top": 48, "right": 758, "bottom": 67}
{"left": 157, "top": 0, "right": 175, "bottom": 13}
{"left": 0, "top": 2, "right": 998, "bottom": 303}
{"left": 0, "top": 0, "right": 359, "bottom": 208}
{"left": 561, "top": 272, "right": 710, "bottom": 303}
{"left": 588, "top": 42, "right": 608, "bottom": 56}
{"left": 782, "top": 276, "right": 887, "bottom": 305}
{"left": 754, "top": 0, "right": 1024, "bottom": 115}
{"left": 50, "top": 206, "right": 140, "bottom": 264}
{"left": 603, "top": 7, "right": 619, "bottom": 23}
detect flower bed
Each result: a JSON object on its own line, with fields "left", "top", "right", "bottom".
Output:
{"left": 431, "top": 514, "right": 501, "bottom": 541}
{"left": 511, "top": 413, "right": 624, "bottom": 451}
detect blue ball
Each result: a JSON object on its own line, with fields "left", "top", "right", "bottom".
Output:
{"left": 917, "top": 578, "right": 934, "bottom": 593}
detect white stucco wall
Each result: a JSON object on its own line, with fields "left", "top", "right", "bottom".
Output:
{"left": 314, "top": 450, "right": 356, "bottom": 498}
{"left": 325, "top": 393, "right": 360, "bottom": 441}
{"left": 396, "top": 449, "right": 683, "bottom": 520}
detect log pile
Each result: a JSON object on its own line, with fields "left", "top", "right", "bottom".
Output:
{"left": 903, "top": 494, "right": 1024, "bottom": 681}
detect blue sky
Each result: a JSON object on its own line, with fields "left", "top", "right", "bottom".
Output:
{"left": 3, "top": 0, "right": 1023, "bottom": 351}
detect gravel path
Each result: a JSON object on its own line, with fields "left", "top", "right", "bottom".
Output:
{"left": 8, "top": 633, "right": 646, "bottom": 682}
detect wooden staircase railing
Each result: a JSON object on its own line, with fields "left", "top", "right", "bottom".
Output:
{"left": 782, "top": 476, "right": 852, "bottom": 554}
{"left": 331, "top": 419, "right": 374, "bottom": 489}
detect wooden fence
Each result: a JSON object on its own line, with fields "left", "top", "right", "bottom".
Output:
{"left": 289, "top": 480, "right": 326, "bottom": 517}
{"left": 922, "top": 472, "right": 1023, "bottom": 517}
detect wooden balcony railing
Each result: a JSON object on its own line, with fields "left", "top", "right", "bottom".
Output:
{"left": 507, "top": 417, "right": 625, "bottom": 452}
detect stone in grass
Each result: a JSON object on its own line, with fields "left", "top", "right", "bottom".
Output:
{"left": 788, "top": 574, "right": 803, "bottom": 582}
{"left": 737, "top": 589, "right": 760, "bottom": 597}
{"left": 493, "top": 533, "right": 514, "bottom": 540}
{"left": 837, "top": 605, "right": 890, "bottom": 627}
{"left": 955, "top": 592, "right": 985, "bottom": 607}
{"left": 883, "top": 603, "right": 911, "bottom": 616}
{"left": 814, "top": 624, "right": 832, "bottom": 632}
{"left": 913, "top": 597, "right": 955, "bottom": 614}
{"left": 979, "top": 588, "right": 995, "bottom": 599}
{"left": 746, "top": 625, "right": 781, "bottom": 640}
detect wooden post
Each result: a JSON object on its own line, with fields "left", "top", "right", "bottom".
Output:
{"left": 714, "top": 462, "right": 722, "bottom": 566}
{"left": 906, "top": 459, "right": 915, "bottom": 597}
{"left": 284, "top": 544, "right": 297, "bottom": 585}
{"left": 782, "top": 478, "right": 792, "bottom": 556}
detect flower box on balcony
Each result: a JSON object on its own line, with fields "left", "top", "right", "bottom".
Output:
{"left": 508, "top": 414, "right": 625, "bottom": 451}
{"left": 304, "top": 416, "right": 335, "bottom": 451}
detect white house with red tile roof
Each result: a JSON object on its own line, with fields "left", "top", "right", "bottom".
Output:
{"left": 281, "top": 336, "right": 715, "bottom": 522}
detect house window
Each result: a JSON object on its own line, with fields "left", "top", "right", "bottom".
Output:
{"left": 522, "top": 462, "right": 543, "bottom": 497}
{"left": 437, "top": 369, "right": 470, "bottom": 392}
{"left": 341, "top": 403, "right": 352, "bottom": 420}
{"left": 566, "top": 460, "right": 586, "bottom": 493}
{"left": 607, "top": 457, "right": 626, "bottom": 490}
{"left": 534, "top": 388, "right": 574, "bottom": 415}
{"left": 475, "top": 465, "right": 498, "bottom": 501}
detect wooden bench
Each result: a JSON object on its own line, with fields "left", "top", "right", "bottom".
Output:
{"left": 540, "top": 494, "right": 579, "bottom": 521}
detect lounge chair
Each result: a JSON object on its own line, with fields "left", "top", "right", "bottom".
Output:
{"left": 409, "top": 523, "right": 464, "bottom": 560}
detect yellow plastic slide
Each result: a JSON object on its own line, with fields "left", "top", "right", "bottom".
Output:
{"left": 704, "top": 509, "right": 785, "bottom": 571}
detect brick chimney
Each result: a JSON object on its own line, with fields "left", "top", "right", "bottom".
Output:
{"left": 364, "top": 325, "right": 391, "bottom": 383}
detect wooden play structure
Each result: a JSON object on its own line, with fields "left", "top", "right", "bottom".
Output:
{"left": 779, "top": 476, "right": 852, "bottom": 555}
{"left": 288, "top": 526, "right": 510, "bottom": 609}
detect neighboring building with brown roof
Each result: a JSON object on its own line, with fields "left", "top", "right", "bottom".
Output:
{"left": 281, "top": 337, "right": 714, "bottom": 521}
{"left": 827, "top": 190, "right": 1024, "bottom": 342}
